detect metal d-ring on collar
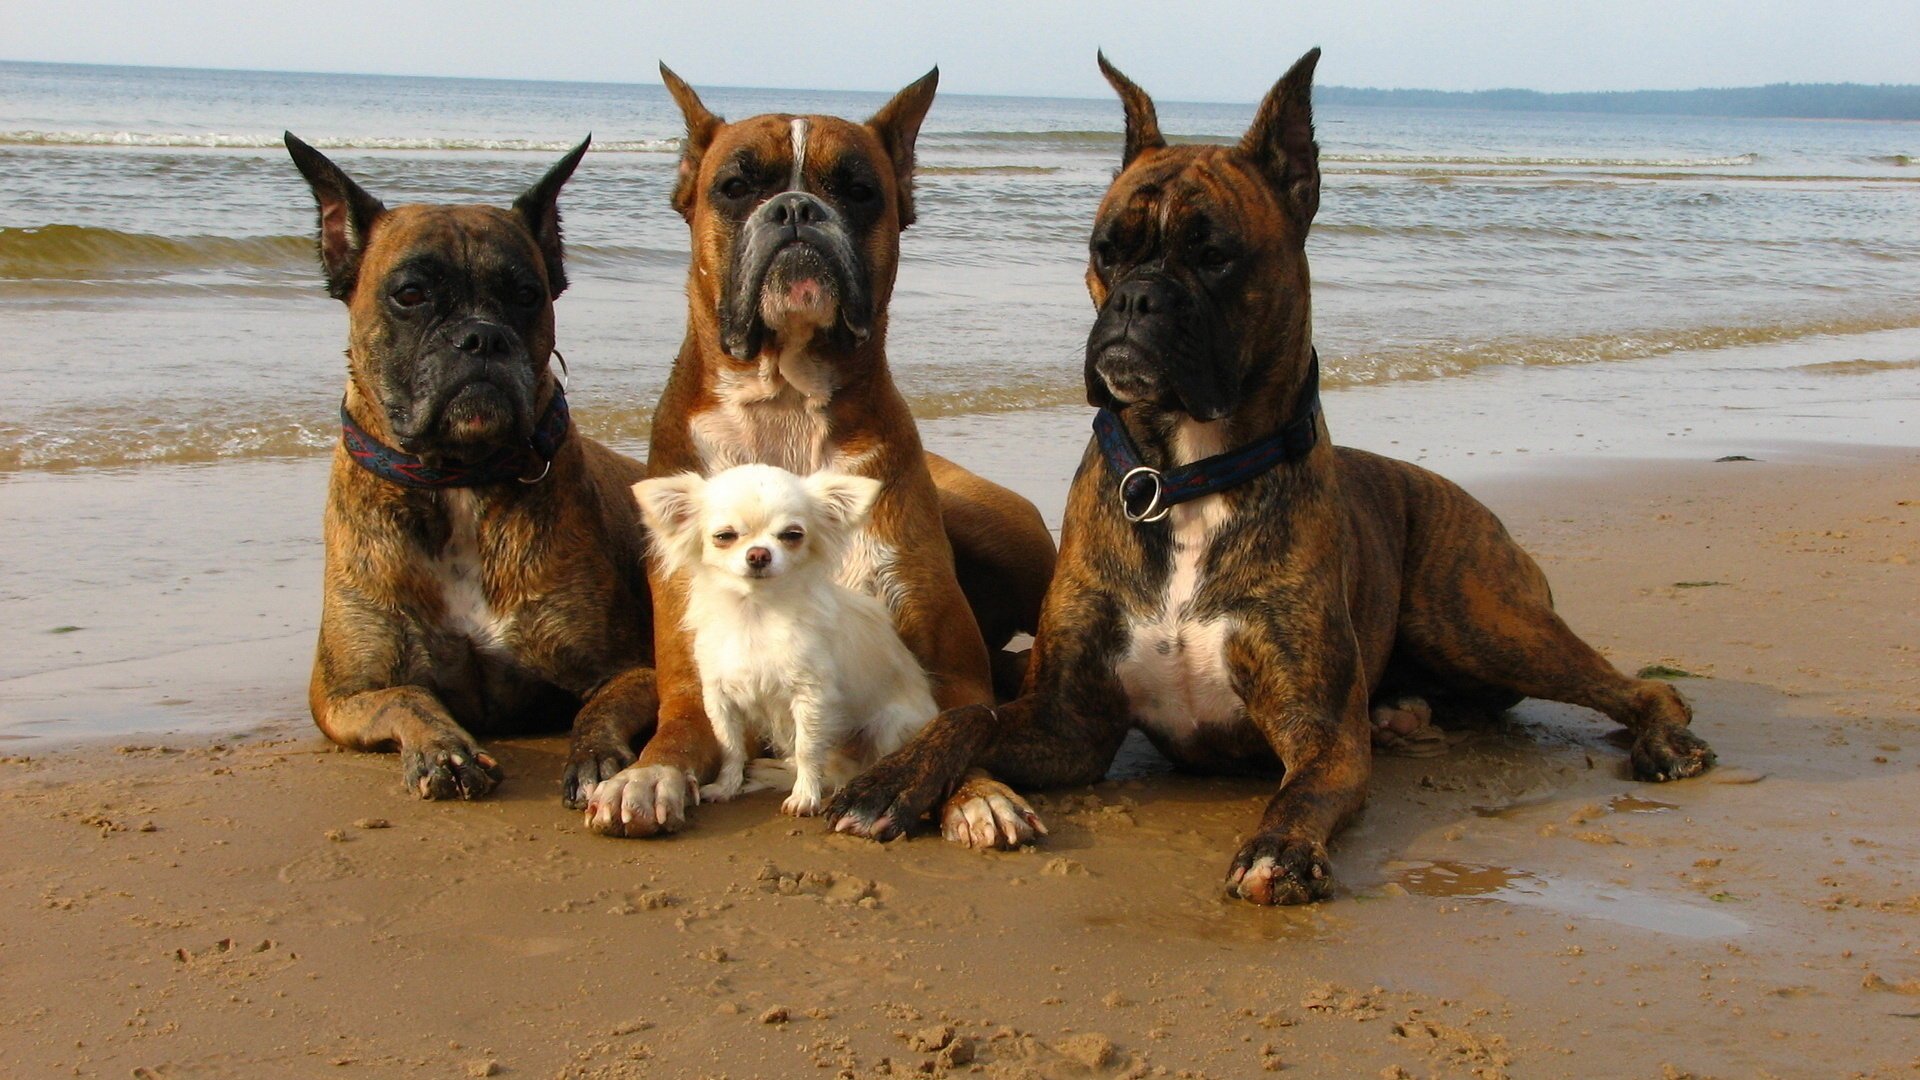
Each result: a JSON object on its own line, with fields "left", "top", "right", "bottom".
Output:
{"left": 1118, "top": 465, "right": 1170, "bottom": 523}
{"left": 1092, "top": 352, "right": 1323, "bottom": 524}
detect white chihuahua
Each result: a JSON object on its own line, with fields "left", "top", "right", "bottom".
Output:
{"left": 632, "top": 464, "right": 937, "bottom": 817}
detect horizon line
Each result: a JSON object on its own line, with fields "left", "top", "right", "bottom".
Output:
{"left": 3, "top": 56, "right": 1914, "bottom": 109}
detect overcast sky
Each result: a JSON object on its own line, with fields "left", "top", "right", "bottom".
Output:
{"left": 4, "top": 1, "right": 1915, "bottom": 101}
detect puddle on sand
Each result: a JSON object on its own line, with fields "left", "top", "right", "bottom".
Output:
{"left": 1388, "top": 860, "right": 1746, "bottom": 939}
{"left": 1473, "top": 791, "right": 1679, "bottom": 819}
{"left": 1607, "top": 794, "right": 1677, "bottom": 814}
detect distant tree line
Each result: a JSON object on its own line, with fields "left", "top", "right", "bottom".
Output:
{"left": 1318, "top": 83, "right": 1920, "bottom": 121}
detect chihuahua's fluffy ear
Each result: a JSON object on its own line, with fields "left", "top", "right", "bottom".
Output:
{"left": 633, "top": 473, "right": 708, "bottom": 576}
{"left": 803, "top": 472, "right": 883, "bottom": 550}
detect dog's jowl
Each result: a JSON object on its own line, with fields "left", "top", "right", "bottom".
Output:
{"left": 286, "top": 135, "right": 659, "bottom": 801}
{"left": 828, "top": 50, "right": 1715, "bottom": 903}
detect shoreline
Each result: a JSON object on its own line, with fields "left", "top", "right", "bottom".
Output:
{"left": 3, "top": 444, "right": 1917, "bottom": 1077}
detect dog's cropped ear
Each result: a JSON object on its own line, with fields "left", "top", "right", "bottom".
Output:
{"left": 633, "top": 473, "right": 708, "bottom": 576}
{"left": 1238, "top": 47, "right": 1321, "bottom": 230}
{"left": 866, "top": 67, "right": 938, "bottom": 229}
{"left": 660, "top": 63, "right": 724, "bottom": 222}
{"left": 284, "top": 132, "right": 388, "bottom": 301}
{"left": 804, "top": 472, "right": 884, "bottom": 534}
{"left": 1097, "top": 52, "right": 1165, "bottom": 170}
{"left": 514, "top": 136, "right": 590, "bottom": 299}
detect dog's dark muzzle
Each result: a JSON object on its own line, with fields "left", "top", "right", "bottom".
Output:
{"left": 394, "top": 318, "right": 538, "bottom": 453}
{"left": 1085, "top": 274, "right": 1233, "bottom": 421}
{"left": 722, "top": 191, "right": 872, "bottom": 360}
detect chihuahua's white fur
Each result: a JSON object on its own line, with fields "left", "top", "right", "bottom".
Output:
{"left": 633, "top": 464, "right": 936, "bottom": 816}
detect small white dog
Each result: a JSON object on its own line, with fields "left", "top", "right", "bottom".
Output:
{"left": 632, "top": 464, "right": 937, "bottom": 817}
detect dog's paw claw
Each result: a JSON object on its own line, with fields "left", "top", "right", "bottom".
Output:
{"left": 825, "top": 772, "right": 924, "bottom": 843}
{"left": 1226, "top": 836, "right": 1333, "bottom": 906}
{"left": 403, "top": 737, "right": 502, "bottom": 801}
{"left": 561, "top": 742, "right": 636, "bottom": 809}
{"left": 1630, "top": 725, "right": 1716, "bottom": 782}
{"left": 582, "top": 764, "right": 698, "bottom": 837}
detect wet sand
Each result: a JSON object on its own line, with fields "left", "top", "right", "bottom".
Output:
{"left": 4, "top": 369, "right": 1920, "bottom": 1076}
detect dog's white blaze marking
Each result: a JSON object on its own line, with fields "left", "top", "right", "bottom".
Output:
{"left": 429, "top": 490, "right": 513, "bottom": 655}
{"left": 788, "top": 117, "right": 809, "bottom": 191}
{"left": 1118, "top": 419, "right": 1242, "bottom": 738}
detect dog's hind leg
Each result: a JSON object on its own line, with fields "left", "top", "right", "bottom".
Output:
{"left": 562, "top": 665, "right": 658, "bottom": 808}
{"left": 1399, "top": 520, "right": 1714, "bottom": 782}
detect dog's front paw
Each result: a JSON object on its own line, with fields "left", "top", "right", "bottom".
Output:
{"left": 583, "top": 764, "right": 699, "bottom": 837}
{"left": 698, "top": 758, "right": 747, "bottom": 804}
{"left": 940, "top": 773, "right": 1047, "bottom": 850}
{"left": 1630, "top": 724, "right": 1716, "bottom": 782}
{"left": 824, "top": 755, "right": 944, "bottom": 842}
{"left": 562, "top": 739, "right": 637, "bottom": 810}
{"left": 402, "top": 735, "right": 502, "bottom": 800}
{"left": 782, "top": 790, "right": 826, "bottom": 817}
{"left": 1225, "top": 835, "right": 1333, "bottom": 905}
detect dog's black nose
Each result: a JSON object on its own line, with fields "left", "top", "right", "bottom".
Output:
{"left": 1109, "top": 277, "right": 1181, "bottom": 318}
{"left": 745, "top": 546, "right": 772, "bottom": 569}
{"left": 454, "top": 322, "right": 515, "bottom": 359}
{"left": 764, "top": 191, "right": 826, "bottom": 227}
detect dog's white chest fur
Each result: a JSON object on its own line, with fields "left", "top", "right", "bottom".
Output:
{"left": 691, "top": 342, "right": 844, "bottom": 476}
{"left": 428, "top": 490, "right": 513, "bottom": 655}
{"left": 1114, "top": 422, "right": 1245, "bottom": 737}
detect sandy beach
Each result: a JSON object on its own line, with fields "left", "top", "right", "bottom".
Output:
{"left": 5, "top": 54, "right": 1920, "bottom": 1080}
{"left": 5, "top": 376, "right": 1918, "bottom": 1077}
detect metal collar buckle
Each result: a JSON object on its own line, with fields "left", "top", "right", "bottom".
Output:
{"left": 517, "top": 455, "right": 553, "bottom": 485}
{"left": 1120, "top": 465, "right": 1169, "bottom": 523}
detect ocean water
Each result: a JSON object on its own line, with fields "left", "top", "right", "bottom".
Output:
{"left": 1, "top": 60, "right": 1918, "bottom": 472}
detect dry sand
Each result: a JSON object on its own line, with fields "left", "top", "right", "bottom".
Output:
{"left": 4, "top": 443, "right": 1917, "bottom": 1079}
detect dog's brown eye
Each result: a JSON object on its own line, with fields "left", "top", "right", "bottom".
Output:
{"left": 777, "top": 527, "right": 805, "bottom": 546}
{"left": 1200, "top": 246, "right": 1236, "bottom": 270}
{"left": 720, "top": 177, "right": 751, "bottom": 200}
{"left": 391, "top": 284, "right": 428, "bottom": 307}
{"left": 1091, "top": 239, "right": 1116, "bottom": 269}
{"left": 712, "top": 528, "right": 738, "bottom": 547}
{"left": 513, "top": 284, "right": 543, "bottom": 307}
{"left": 845, "top": 181, "right": 876, "bottom": 203}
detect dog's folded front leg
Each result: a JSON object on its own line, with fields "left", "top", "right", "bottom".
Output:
{"left": 1226, "top": 637, "right": 1373, "bottom": 905}
{"left": 317, "top": 684, "right": 503, "bottom": 800}
{"left": 562, "top": 666, "right": 659, "bottom": 809}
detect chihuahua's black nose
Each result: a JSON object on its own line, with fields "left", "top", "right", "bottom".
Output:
{"left": 745, "top": 546, "right": 772, "bottom": 569}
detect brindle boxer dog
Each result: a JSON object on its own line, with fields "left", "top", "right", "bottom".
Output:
{"left": 825, "top": 50, "right": 1717, "bottom": 903}
{"left": 571, "top": 68, "right": 1058, "bottom": 840}
{"left": 287, "top": 135, "right": 659, "bottom": 800}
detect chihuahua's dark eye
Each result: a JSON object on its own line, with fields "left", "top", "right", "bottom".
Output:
{"left": 776, "top": 527, "right": 805, "bottom": 546}
{"left": 719, "top": 176, "right": 751, "bottom": 200}
{"left": 712, "top": 528, "right": 739, "bottom": 547}
{"left": 391, "top": 284, "right": 428, "bottom": 308}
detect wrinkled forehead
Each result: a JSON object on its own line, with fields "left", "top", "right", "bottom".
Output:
{"left": 704, "top": 114, "right": 888, "bottom": 181}
{"left": 1097, "top": 146, "right": 1278, "bottom": 237}
{"left": 363, "top": 204, "right": 542, "bottom": 280}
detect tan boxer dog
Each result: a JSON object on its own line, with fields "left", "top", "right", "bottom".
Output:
{"left": 575, "top": 67, "right": 1058, "bottom": 840}
{"left": 286, "top": 135, "right": 660, "bottom": 801}
{"left": 825, "top": 50, "right": 1716, "bottom": 903}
